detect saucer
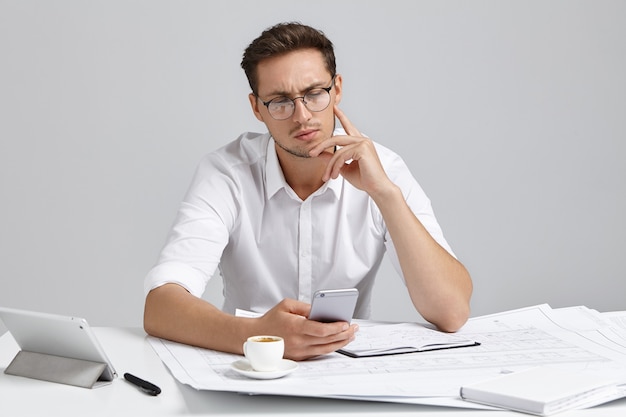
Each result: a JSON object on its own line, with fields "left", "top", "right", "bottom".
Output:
{"left": 230, "top": 359, "right": 298, "bottom": 380}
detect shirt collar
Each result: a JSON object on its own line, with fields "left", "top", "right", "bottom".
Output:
{"left": 265, "top": 136, "right": 343, "bottom": 201}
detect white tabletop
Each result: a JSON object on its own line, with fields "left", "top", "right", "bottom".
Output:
{"left": 1, "top": 327, "right": 626, "bottom": 416}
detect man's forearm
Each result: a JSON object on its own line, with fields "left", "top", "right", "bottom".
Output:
{"left": 143, "top": 283, "right": 254, "bottom": 354}
{"left": 371, "top": 185, "right": 473, "bottom": 332}
{"left": 144, "top": 284, "right": 359, "bottom": 360}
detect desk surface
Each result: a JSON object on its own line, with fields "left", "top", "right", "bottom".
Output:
{"left": 1, "top": 327, "right": 626, "bottom": 416}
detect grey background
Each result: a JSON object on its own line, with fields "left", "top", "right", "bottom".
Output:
{"left": 1, "top": 1, "right": 624, "bottom": 335}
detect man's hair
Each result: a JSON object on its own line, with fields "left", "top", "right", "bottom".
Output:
{"left": 241, "top": 22, "right": 336, "bottom": 95}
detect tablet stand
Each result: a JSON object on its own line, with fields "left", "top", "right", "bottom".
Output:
{"left": 5, "top": 350, "right": 109, "bottom": 389}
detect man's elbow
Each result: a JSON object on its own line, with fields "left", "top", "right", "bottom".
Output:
{"left": 436, "top": 307, "right": 470, "bottom": 333}
{"left": 143, "top": 290, "right": 162, "bottom": 337}
{"left": 438, "top": 274, "right": 473, "bottom": 332}
{"left": 422, "top": 299, "right": 471, "bottom": 333}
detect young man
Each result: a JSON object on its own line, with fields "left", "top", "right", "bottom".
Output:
{"left": 143, "top": 22, "right": 472, "bottom": 361}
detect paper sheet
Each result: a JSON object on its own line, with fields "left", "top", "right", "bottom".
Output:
{"left": 148, "top": 304, "right": 626, "bottom": 407}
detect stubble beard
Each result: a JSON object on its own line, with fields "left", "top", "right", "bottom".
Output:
{"left": 273, "top": 138, "right": 312, "bottom": 159}
{"left": 271, "top": 120, "right": 335, "bottom": 159}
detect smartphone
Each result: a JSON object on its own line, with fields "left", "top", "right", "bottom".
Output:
{"left": 308, "top": 288, "right": 359, "bottom": 323}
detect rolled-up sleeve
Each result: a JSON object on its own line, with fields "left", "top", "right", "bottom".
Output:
{"left": 144, "top": 260, "right": 209, "bottom": 297}
{"left": 144, "top": 152, "right": 239, "bottom": 297}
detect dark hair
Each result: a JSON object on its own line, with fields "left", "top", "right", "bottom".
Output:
{"left": 241, "top": 22, "right": 336, "bottom": 94}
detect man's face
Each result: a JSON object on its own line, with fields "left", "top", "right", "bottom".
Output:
{"left": 249, "top": 48, "right": 342, "bottom": 159}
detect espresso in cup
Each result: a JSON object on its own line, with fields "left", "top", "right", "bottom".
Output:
{"left": 243, "top": 335, "right": 284, "bottom": 372}
{"left": 255, "top": 337, "right": 279, "bottom": 342}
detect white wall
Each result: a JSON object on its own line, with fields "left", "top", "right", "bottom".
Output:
{"left": 1, "top": 1, "right": 624, "bottom": 332}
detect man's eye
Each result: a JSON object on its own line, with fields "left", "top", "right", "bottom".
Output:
{"left": 271, "top": 97, "right": 292, "bottom": 105}
{"left": 306, "top": 89, "right": 325, "bottom": 99}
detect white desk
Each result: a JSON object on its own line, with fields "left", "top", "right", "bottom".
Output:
{"left": 1, "top": 327, "right": 626, "bottom": 416}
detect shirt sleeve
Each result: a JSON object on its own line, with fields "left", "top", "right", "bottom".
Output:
{"left": 144, "top": 152, "right": 239, "bottom": 297}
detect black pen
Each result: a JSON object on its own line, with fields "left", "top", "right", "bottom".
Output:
{"left": 124, "top": 372, "right": 161, "bottom": 396}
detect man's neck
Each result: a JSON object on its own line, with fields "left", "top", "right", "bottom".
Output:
{"left": 275, "top": 147, "right": 327, "bottom": 201}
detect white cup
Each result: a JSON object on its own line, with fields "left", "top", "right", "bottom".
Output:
{"left": 243, "top": 335, "right": 284, "bottom": 372}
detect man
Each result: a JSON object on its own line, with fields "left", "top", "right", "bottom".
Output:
{"left": 144, "top": 22, "right": 472, "bottom": 361}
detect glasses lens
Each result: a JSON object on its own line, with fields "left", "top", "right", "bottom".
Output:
{"left": 268, "top": 98, "right": 294, "bottom": 120}
{"left": 303, "top": 89, "right": 331, "bottom": 112}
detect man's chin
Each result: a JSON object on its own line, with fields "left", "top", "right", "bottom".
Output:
{"left": 275, "top": 140, "right": 312, "bottom": 159}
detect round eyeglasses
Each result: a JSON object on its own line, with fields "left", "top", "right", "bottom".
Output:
{"left": 258, "top": 77, "right": 335, "bottom": 120}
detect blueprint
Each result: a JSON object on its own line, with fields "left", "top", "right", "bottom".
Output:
{"left": 148, "top": 304, "right": 626, "bottom": 408}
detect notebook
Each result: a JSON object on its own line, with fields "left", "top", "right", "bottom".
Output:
{"left": 337, "top": 322, "right": 480, "bottom": 358}
{"left": 0, "top": 306, "right": 117, "bottom": 386}
{"left": 460, "top": 366, "right": 626, "bottom": 416}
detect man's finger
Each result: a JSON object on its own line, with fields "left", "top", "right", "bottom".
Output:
{"left": 334, "top": 104, "right": 361, "bottom": 137}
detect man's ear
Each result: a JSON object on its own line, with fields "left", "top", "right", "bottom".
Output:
{"left": 333, "top": 74, "right": 343, "bottom": 105}
{"left": 248, "top": 93, "right": 264, "bottom": 122}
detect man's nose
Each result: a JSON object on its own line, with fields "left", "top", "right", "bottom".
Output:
{"left": 291, "top": 97, "right": 312, "bottom": 123}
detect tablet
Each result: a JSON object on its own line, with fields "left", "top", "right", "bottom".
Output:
{"left": 0, "top": 306, "right": 117, "bottom": 382}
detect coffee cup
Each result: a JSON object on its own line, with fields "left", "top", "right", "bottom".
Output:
{"left": 243, "top": 335, "right": 284, "bottom": 372}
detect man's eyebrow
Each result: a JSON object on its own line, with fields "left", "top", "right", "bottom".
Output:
{"left": 263, "top": 80, "right": 328, "bottom": 98}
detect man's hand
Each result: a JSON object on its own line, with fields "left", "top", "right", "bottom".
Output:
{"left": 309, "top": 105, "right": 394, "bottom": 199}
{"left": 256, "top": 299, "right": 358, "bottom": 361}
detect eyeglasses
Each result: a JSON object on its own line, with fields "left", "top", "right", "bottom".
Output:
{"left": 258, "top": 76, "right": 335, "bottom": 120}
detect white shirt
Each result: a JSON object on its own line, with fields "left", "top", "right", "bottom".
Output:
{"left": 144, "top": 130, "right": 454, "bottom": 319}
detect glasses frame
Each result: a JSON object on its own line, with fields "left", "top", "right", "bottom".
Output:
{"left": 257, "top": 76, "right": 336, "bottom": 120}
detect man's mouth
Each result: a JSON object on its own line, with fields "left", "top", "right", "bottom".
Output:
{"left": 293, "top": 129, "right": 318, "bottom": 141}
